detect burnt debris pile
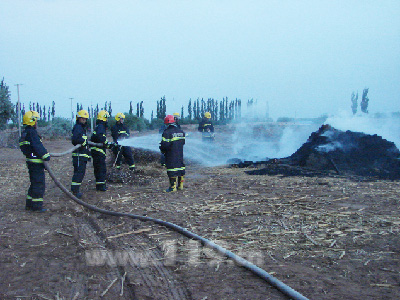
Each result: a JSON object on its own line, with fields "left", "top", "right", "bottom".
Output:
{"left": 241, "top": 125, "right": 400, "bottom": 179}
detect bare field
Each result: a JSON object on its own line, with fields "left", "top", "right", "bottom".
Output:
{"left": 0, "top": 138, "right": 399, "bottom": 299}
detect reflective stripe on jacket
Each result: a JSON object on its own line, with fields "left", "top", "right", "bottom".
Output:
{"left": 159, "top": 124, "right": 185, "bottom": 170}
{"left": 19, "top": 126, "right": 50, "bottom": 163}
{"left": 71, "top": 122, "right": 91, "bottom": 161}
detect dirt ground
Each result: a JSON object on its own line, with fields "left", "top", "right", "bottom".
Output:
{"left": 0, "top": 137, "right": 399, "bottom": 300}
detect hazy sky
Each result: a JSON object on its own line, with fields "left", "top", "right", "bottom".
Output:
{"left": 1, "top": 0, "right": 399, "bottom": 119}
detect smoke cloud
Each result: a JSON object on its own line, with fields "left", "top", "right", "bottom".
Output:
{"left": 325, "top": 112, "right": 400, "bottom": 149}
{"left": 118, "top": 112, "right": 399, "bottom": 167}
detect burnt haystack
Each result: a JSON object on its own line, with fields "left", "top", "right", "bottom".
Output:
{"left": 285, "top": 124, "right": 400, "bottom": 179}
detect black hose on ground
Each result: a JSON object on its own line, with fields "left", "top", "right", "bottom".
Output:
{"left": 43, "top": 160, "right": 310, "bottom": 300}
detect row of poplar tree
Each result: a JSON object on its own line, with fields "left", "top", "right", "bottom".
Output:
{"left": 75, "top": 96, "right": 242, "bottom": 123}
{"left": 1, "top": 77, "right": 245, "bottom": 129}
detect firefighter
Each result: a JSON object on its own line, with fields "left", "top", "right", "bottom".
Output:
{"left": 19, "top": 110, "right": 50, "bottom": 212}
{"left": 173, "top": 112, "right": 181, "bottom": 128}
{"left": 111, "top": 112, "right": 135, "bottom": 170}
{"left": 90, "top": 110, "right": 111, "bottom": 191}
{"left": 71, "top": 109, "right": 90, "bottom": 198}
{"left": 159, "top": 115, "right": 186, "bottom": 192}
{"left": 198, "top": 111, "right": 215, "bottom": 142}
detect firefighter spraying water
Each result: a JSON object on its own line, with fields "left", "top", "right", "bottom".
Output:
{"left": 111, "top": 112, "right": 136, "bottom": 171}
{"left": 198, "top": 111, "right": 215, "bottom": 142}
{"left": 159, "top": 114, "right": 186, "bottom": 192}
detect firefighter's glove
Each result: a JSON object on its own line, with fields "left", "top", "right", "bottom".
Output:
{"left": 43, "top": 153, "right": 51, "bottom": 161}
{"left": 107, "top": 141, "right": 118, "bottom": 150}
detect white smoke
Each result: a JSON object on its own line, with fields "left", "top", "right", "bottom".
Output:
{"left": 325, "top": 112, "right": 400, "bottom": 149}
{"left": 118, "top": 133, "right": 233, "bottom": 166}
{"left": 117, "top": 112, "right": 399, "bottom": 167}
{"left": 118, "top": 122, "right": 321, "bottom": 167}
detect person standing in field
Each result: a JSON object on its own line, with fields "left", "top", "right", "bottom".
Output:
{"left": 198, "top": 111, "right": 215, "bottom": 142}
{"left": 71, "top": 109, "right": 90, "bottom": 199}
{"left": 90, "top": 110, "right": 111, "bottom": 191}
{"left": 159, "top": 115, "right": 186, "bottom": 192}
{"left": 19, "top": 110, "right": 50, "bottom": 212}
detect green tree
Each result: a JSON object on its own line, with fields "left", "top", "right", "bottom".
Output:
{"left": 351, "top": 92, "right": 358, "bottom": 115}
{"left": 0, "top": 78, "right": 14, "bottom": 129}
{"left": 51, "top": 101, "right": 56, "bottom": 119}
{"left": 140, "top": 101, "right": 144, "bottom": 118}
{"left": 160, "top": 96, "right": 166, "bottom": 119}
{"left": 187, "top": 98, "right": 192, "bottom": 120}
{"left": 361, "top": 88, "right": 369, "bottom": 114}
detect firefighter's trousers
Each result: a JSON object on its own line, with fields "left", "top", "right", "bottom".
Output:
{"left": 71, "top": 156, "right": 87, "bottom": 194}
{"left": 114, "top": 146, "right": 135, "bottom": 169}
{"left": 92, "top": 152, "right": 107, "bottom": 190}
{"left": 26, "top": 162, "right": 45, "bottom": 209}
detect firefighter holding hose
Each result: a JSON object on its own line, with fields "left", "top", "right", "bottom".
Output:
{"left": 19, "top": 110, "right": 50, "bottom": 212}
{"left": 70, "top": 109, "right": 90, "bottom": 198}
{"left": 159, "top": 115, "right": 186, "bottom": 192}
{"left": 198, "top": 111, "right": 215, "bottom": 142}
{"left": 111, "top": 112, "right": 135, "bottom": 170}
{"left": 90, "top": 110, "right": 111, "bottom": 191}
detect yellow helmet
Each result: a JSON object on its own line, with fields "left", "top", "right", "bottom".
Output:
{"left": 97, "top": 110, "right": 110, "bottom": 121}
{"left": 173, "top": 112, "right": 180, "bottom": 118}
{"left": 115, "top": 112, "right": 125, "bottom": 121}
{"left": 76, "top": 109, "right": 89, "bottom": 119}
{"left": 23, "top": 110, "right": 40, "bottom": 126}
{"left": 204, "top": 112, "right": 211, "bottom": 119}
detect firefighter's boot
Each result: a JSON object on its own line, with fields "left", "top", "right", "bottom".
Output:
{"left": 31, "top": 201, "right": 47, "bottom": 212}
{"left": 165, "top": 177, "right": 177, "bottom": 192}
{"left": 177, "top": 176, "right": 184, "bottom": 190}
{"left": 25, "top": 196, "right": 33, "bottom": 210}
{"left": 71, "top": 185, "right": 83, "bottom": 199}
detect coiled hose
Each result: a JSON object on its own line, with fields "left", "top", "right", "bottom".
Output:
{"left": 45, "top": 145, "right": 310, "bottom": 300}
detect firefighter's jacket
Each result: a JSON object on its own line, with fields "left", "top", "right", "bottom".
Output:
{"left": 71, "top": 122, "right": 91, "bottom": 161}
{"left": 159, "top": 124, "right": 185, "bottom": 171}
{"left": 111, "top": 123, "right": 130, "bottom": 143}
{"left": 159, "top": 123, "right": 180, "bottom": 134}
{"left": 19, "top": 126, "right": 50, "bottom": 163}
{"left": 198, "top": 118, "right": 214, "bottom": 133}
{"left": 90, "top": 121, "right": 109, "bottom": 156}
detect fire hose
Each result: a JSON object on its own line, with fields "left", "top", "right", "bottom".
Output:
{"left": 45, "top": 145, "right": 310, "bottom": 300}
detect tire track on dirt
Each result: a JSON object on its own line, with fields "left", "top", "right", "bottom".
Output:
{"left": 75, "top": 213, "right": 191, "bottom": 299}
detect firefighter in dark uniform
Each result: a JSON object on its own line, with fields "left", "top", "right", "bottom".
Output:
{"left": 173, "top": 112, "right": 181, "bottom": 128}
{"left": 159, "top": 115, "right": 186, "bottom": 192}
{"left": 19, "top": 110, "right": 50, "bottom": 212}
{"left": 111, "top": 112, "right": 135, "bottom": 170}
{"left": 71, "top": 109, "right": 90, "bottom": 198}
{"left": 90, "top": 110, "right": 110, "bottom": 191}
{"left": 198, "top": 111, "right": 215, "bottom": 142}
{"left": 159, "top": 112, "right": 181, "bottom": 167}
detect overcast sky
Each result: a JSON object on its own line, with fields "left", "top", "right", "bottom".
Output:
{"left": 1, "top": 0, "right": 399, "bottom": 120}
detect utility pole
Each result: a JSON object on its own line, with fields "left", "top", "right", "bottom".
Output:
{"left": 90, "top": 102, "right": 94, "bottom": 132}
{"left": 69, "top": 97, "right": 74, "bottom": 128}
{"left": 15, "top": 84, "right": 23, "bottom": 138}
